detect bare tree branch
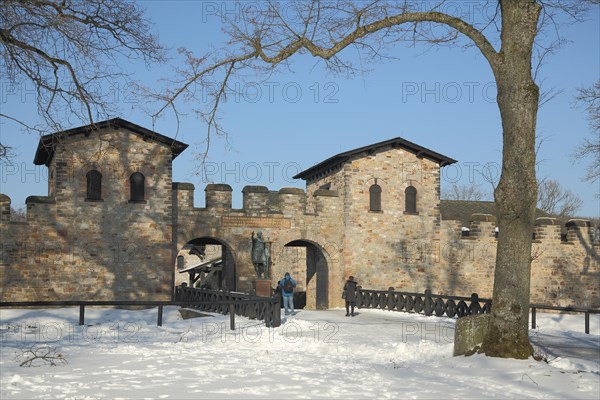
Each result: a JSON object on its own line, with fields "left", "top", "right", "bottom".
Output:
{"left": 442, "top": 183, "right": 491, "bottom": 201}
{"left": 537, "top": 178, "right": 583, "bottom": 218}
{"left": 0, "top": 0, "right": 165, "bottom": 161}
{"left": 148, "top": 0, "right": 500, "bottom": 150}
{"left": 14, "top": 345, "right": 67, "bottom": 367}
{"left": 573, "top": 81, "right": 600, "bottom": 184}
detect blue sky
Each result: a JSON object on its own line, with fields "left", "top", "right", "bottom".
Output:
{"left": 1, "top": 1, "right": 598, "bottom": 217}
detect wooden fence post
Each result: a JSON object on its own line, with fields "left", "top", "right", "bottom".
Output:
{"left": 424, "top": 289, "right": 432, "bottom": 316}
{"left": 585, "top": 311, "right": 589, "bottom": 334}
{"left": 79, "top": 305, "right": 85, "bottom": 326}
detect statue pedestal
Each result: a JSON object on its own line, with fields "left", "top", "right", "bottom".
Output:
{"left": 253, "top": 279, "right": 272, "bottom": 297}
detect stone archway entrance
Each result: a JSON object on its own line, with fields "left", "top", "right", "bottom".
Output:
{"left": 175, "top": 237, "right": 236, "bottom": 291}
{"left": 283, "top": 240, "right": 329, "bottom": 310}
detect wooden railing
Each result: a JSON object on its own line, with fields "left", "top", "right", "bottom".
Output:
{"left": 357, "top": 287, "right": 599, "bottom": 334}
{"left": 530, "top": 304, "right": 599, "bottom": 334}
{"left": 174, "top": 286, "right": 281, "bottom": 328}
{"left": 357, "top": 287, "right": 491, "bottom": 318}
{"left": 0, "top": 287, "right": 281, "bottom": 329}
{"left": 3, "top": 289, "right": 596, "bottom": 334}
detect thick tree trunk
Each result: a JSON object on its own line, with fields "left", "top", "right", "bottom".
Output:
{"left": 481, "top": 0, "right": 541, "bottom": 359}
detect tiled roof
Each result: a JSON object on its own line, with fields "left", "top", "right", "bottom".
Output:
{"left": 293, "top": 137, "right": 457, "bottom": 181}
{"left": 34, "top": 118, "right": 188, "bottom": 166}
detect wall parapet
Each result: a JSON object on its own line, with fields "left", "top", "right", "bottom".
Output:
{"left": 242, "top": 185, "right": 269, "bottom": 194}
{"left": 450, "top": 215, "right": 599, "bottom": 246}
{"left": 566, "top": 219, "right": 591, "bottom": 228}
{"left": 25, "top": 195, "right": 56, "bottom": 222}
{"left": 173, "top": 182, "right": 195, "bottom": 190}
{"left": 206, "top": 183, "right": 233, "bottom": 192}
{"left": 0, "top": 193, "right": 10, "bottom": 222}
{"left": 467, "top": 213, "right": 496, "bottom": 238}
{"left": 278, "top": 187, "right": 306, "bottom": 215}
{"left": 242, "top": 185, "right": 270, "bottom": 212}
{"left": 180, "top": 184, "right": 340, "bottom": 217}
{"left": 279, "top": 187, "right": 305, "bottom": 195}
{"left": 565, "top": 219, "right": 595, "bottom": 244}
{"left": 205, "top": 183, "right": 233, "bottom": 210}
{"left": 534, "top": 217, "right": 561, "bottom": 241}
{"left": 535, "top": 217, "right": 560, "bottom": 226}
{"left": 173, "top": 182, "right": 195, "bottom": 209}
{"left": 25, "top": 196, "right": 56, "bottom": 204}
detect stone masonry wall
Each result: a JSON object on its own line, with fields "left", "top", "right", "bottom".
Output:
{"left": 303, "top": 145, "right": 598, "bottom": 307}
{"left": 1, "top": 135, "right": 598, "bottom": 309}
{"left": 0, "top": 127, "right": 175, "bottom": 301}
{"left": 306, "top": 145, "right": 444, "bottom": 291}
{"left": 530, "top": 219, "right": 599, "bottom": 307}
{"left": 172, "top": 184, "right": 344, "bottom": 308}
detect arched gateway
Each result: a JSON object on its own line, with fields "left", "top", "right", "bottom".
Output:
{"left": 283, "top": 240, "right": 329, "bottom": 310}
{"left": 173, "top": 183, "right": 340, "bottom": 309}
{"left": 175, "top": 237, "right": 236, "bottom": 291}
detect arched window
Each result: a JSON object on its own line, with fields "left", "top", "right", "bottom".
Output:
{"left": 130, "top": 172, "right": 145, "bottom": 202}
{"left": 369, "top": 184, "right": 382, "bottom": 212}
{"left": 86, "top": 170, "right": 102, "bottom": 200}
{"left": 405, "top": 186, "right": 417, "bottom": 214}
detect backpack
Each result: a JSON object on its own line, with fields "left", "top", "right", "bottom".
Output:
{"left": 283, "top": 279, "right": 294, "bottom": 294}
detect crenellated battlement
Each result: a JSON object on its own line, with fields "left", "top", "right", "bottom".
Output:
{"left": 241, "top": 185, "right": 272, "bottom": 213}
{"left": 206, "top": 183, "right": 233, "bottom": 210}
{"left": 565, "top": 219, "right": 596, "bottom": 244}
{"left": 172, "top": 182, "right": 195, "bottom": 209}
{"left": 172, "top": 182, "right": 340, "bottom": 217}
{"left": 447, "top": 213, "right": 599, "bottom": 247}
{"left": 463, "top": 213, "right": 497, "bottom": 238}
{"left": 24, "top": 196, "right": 56, "bottom": 223}
{"left": 0, "top": 193, "right": 58, "bottom": 224}
{"left": 533, "top": 217, "right": 561, "bottom": 241}
{"left": 278, "top": 187, "right": 307, "bottom": 216}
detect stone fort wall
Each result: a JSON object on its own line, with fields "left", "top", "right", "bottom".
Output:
{"left": 0, "top": 126, "right": 598, "bottom": 308}
{"left": 172, "top": 183, "right": 344, "bottom": 308}
{"left": 1, "top": 182, "right": 598, "bottom": 308}
{"left": 0, "top": 128, "right": 175, "bottom": 301}
{"left": 300, "top": 143, "right": 599, "bottom": 308}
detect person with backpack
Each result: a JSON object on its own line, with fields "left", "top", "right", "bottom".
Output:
{"left": 343, "top": 276, "right": 358, "bottom": 317}
{"left": 278, "top": 272, "right": 297, "bottom": 316}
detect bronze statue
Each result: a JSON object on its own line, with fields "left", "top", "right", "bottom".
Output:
{"left": 251, "top": 231, "right": 270, "bottom": 279}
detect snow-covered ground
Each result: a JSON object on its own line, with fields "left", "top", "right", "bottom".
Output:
{"left": 1, "top": 306, "right": 598, "bottom": 399}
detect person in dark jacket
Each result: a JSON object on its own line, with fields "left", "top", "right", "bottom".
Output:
{"left": 278, "top": 272, "right": 297, "bottom": 316}
{"left": 343, "top": 276, "right": 358, "bottom": 317}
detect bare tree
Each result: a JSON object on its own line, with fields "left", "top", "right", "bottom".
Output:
{"left": 150, "top": 1, "right": 594, "bottom": 359}
{"left": 442, "top": 183, "right": 491, "bottom": 201}
{"left": 0, "top": 0, "right": 165, "bottom": 161}
{"left": 573, "top": 81, "right": 600, "bottom": 184}
{"left": 537, "top": 178, "right": 583, "bottom": 218}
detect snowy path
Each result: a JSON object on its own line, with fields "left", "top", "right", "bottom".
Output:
{"left": 1, "top": 307, "right": 598, "bottom": 399}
